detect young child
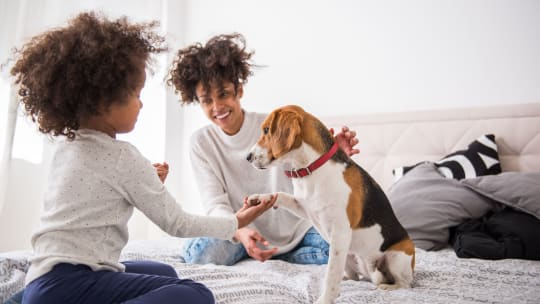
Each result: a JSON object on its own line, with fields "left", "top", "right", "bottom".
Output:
{"left": 9, "top": 12, "right": 275, "bottom": 304}
{"left": 167, "top": 33, "right": 359, "bottom": 266}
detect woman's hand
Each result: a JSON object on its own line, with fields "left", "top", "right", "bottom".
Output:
{"left": 153, "top": 162, "right": 169, "bottom": 183}
{"left": 234, "top": 227, "right": 278, "bottom": 262}
{"left": 331, "top": 126, "right": 360, "bottom": 156}
{"left": 235, "top": 195, "right": 276, "bottom": 229}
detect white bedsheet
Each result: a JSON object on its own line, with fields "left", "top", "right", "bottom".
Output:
{"left": 120, "top": 238, "right": 540, "bottom": 304}
{"left": 2, "top": 238, "right": 539, "bottom": 304}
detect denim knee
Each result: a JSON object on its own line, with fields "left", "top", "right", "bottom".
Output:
{"left": 181, "top": 237, "right": 246, "bottom": 266}
{"left": 276, "top": 246, "right": 329, "bottom": 264}
{"left": 303, "top": 227, "right": 329, "bottom": 249}
{"left": 273, "top": 227, "right": 329, "bottom": 264}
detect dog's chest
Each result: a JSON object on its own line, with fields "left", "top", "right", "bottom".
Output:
{"left": 292, "top": 162, "right": 351, "bottom": 235}
{"left": 292, "top": 162, "right": 349, "bottom": 204}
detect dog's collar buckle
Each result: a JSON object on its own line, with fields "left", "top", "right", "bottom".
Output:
{"left": 288, "top": 167, "right": 312, "bottom": 178}
{"left": 284, "top": 142, "right": 339, "bottom": 178}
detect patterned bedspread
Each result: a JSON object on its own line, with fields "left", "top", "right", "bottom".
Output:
{"left": 2, "top": 238, "right": 539, "bottom": 304}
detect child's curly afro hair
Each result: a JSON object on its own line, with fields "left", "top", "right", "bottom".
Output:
{"left": 10, "top": 11, "right": 167, "bottom": 139}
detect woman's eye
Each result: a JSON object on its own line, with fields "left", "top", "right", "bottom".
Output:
{"left": 263, "top": 127, "right": 269, "bottom": 134}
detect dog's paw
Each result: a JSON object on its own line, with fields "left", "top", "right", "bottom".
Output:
{"left": 315, "top": 291, "right": 339, "bottom": 304}
{"left": 246, "top": 193, "right": 274, "bottom": 206}
{"left": 247, "top": 194, "right": 261, "bottom": 206}
{"left": 343, "top": 272, "right": 362, "bottom": 281}
{"left": 314, "top": 296, "right": 336, "bottom": 304}
{"left": 377, "top": 282, "right": 409, "bottom": 291}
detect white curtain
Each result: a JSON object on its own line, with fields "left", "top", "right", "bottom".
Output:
{"left": 0, "top": 0, "right": 173, "bottom": 250}
{"left": 0, "top": 0, "right": 26, "bottom": 216}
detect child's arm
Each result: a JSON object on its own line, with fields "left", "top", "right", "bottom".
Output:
{"left": 121, "top": 147, "right": 270, "bottom": 241}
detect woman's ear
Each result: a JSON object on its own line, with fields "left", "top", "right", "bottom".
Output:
{"left": 237, "top": 84, "right": 244, "bottom": 99}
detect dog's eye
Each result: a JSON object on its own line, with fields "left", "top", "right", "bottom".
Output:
{"left": 263, "top": 127, "right": 269, "bottom": 134}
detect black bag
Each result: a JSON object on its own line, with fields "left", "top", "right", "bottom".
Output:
{"left": 450, "top": 209, "right": 540, "bottom": 260}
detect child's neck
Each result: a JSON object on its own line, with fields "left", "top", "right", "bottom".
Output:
{"left": 80, "top": 117, "right": 116, "bottom": 138}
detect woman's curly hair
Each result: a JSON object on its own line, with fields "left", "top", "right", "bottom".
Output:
{"left": 10, "top": 11, "right": 167, "bottom": 139}
{"left": 167, "top": 33, "right": 254, "bottom": 105}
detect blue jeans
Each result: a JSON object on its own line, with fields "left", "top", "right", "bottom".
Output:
{"left": 19, "top": 260, "right": 213, "bottom": 304}
{"left": 182, "top": 227, "right": 329, "bottom": 266}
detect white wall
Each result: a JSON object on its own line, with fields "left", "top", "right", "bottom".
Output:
{"left": 179, "top": 0, "right": 540, "bottom": 117}
{"left": 1, "top": 0, "right": 540, "bottom": 251}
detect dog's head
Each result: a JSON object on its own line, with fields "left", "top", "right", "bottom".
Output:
{"left": 246, "top": 105, "right": 306, "bottom": 169}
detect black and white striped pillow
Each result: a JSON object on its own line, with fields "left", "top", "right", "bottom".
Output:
{"left": 393, "top": 134, "right": 501, "bottom": 181}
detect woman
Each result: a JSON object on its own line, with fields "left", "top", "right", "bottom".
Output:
{"left": 168, "top": 33, "right": 359, "bottom": 266}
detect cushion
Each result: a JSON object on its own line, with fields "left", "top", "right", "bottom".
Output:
{"left": 461, "top": 172, "right": 540, "bottom": 220}
{"left": 393, "top": 134, "right": 501, "bottom": 181}
{"left": 387, "top": 162, "right": 495, "bottom": 250}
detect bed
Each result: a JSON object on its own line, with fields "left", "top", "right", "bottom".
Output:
{"left": 1, "top": 103, "right": 540, "bottom": 303}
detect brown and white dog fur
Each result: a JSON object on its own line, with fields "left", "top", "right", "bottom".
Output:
{"left": 246, "top": 105, "right": 415, "bottom": 304}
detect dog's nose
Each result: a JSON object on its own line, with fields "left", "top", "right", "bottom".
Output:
{"left": 246, "top": 152, "right": 253, "bottom": 162}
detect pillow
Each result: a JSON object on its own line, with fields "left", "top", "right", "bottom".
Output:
{"left": 393, "top": 134, "right": 501, "bottom": 181}
{"left": 387, "top": 162, "right": 495, "bottom": 250}
{"left": 461, "top": 172, "right": 540, "bottom": 220}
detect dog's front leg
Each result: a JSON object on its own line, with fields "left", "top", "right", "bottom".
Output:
{"left": 273, "top": 191, "right": 309, "bottom": 219}
{"left": 317, "top": 225, "right": 352, "bottom": 304}
{"left": 247, "top": 192, "right": 309, "bottom": 219}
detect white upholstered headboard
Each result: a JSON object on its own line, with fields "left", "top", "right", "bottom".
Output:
{"left": 322, "top": 103, "right": 540, "bottom": 191}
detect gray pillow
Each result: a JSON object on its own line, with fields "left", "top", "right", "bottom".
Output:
{"left": 461, "top": 172, "right": 540, "bottom": 220}
{"left": 387, "top": 162, "right": 495, "bottom": 250}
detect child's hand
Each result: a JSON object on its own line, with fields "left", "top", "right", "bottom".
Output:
{"left": 330, "top": 126, "right": 360, "bottom": 157}
{"left": 153, "top": 162, "right": 169, "bottom": 183}
{"left": 235, "top": 194, "right": 277, "bottom": 229}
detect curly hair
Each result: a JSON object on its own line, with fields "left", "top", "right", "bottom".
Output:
{"left": 167, "top": 33, "right": 255, "bottom": 105}
{"left": 10, "top": 11, "right": 167, "bottom": 139}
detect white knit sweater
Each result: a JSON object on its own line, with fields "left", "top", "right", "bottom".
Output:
{"left": 26, "top": 129, "right": 237, "bottom": 285}
{"left": 190, "top": 111, "right": 311, "bottom": 254}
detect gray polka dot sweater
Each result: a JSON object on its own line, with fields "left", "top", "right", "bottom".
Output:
{"left": 25, "top": 129, "right": 237, "bottom": 285}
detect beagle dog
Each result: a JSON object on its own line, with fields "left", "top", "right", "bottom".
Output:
{"left": 246, "top": 105, "right": 415, "bottom": 304}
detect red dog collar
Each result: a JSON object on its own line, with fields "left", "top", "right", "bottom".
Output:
{"left": 285, "top": 142, "right": 339, "bottom": 178}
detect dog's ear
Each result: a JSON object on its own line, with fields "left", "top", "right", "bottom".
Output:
{"left": 270, "top": 109, "right": 303, "bottom": 157}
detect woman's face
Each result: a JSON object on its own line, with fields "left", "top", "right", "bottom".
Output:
{"left": 196, "top": 81, "right": 244, "bottom": 135}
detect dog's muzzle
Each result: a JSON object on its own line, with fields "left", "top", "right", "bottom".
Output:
{"left": 246, "top": 146, "right": 272, "bottom": 169}
{"left": 246, "top": 152, "right": 267, "bottom": 169}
